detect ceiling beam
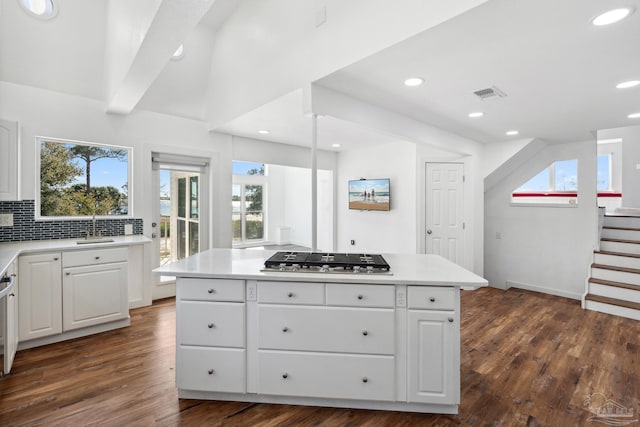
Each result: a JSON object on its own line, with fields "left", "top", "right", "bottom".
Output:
{"left": 105, "top": 0, "right": 215, "bottom": 115}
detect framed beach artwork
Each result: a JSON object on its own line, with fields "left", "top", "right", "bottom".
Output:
{"left": 348, "top": 178, "right": 390, "bottom": 211}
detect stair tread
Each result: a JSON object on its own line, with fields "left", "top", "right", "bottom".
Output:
{"left": 591, "top": 263, "right": 640, "bottom": 274}
{"left": 589, "top": 277, "right": 640, "bottom": 291}
{"left": 601, "top": 238, "right": 640, "bottom": 244}
{"left": 585, "top": 294, "right": 640, "bottom": 311}
{"left": 603, "top": 225, "right": 640, "bottom": 232}
{"left": 595, "top": 250, "right": 640, "bottom": 259}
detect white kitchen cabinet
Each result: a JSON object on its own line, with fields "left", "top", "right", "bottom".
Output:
{"left": 62, "top": 262, "right": 128, "bottom": 331}
{"left": 18, "top": 252, "right": 62, "bottom": 341}
{"left": 0, "top": 118, "right": 19, "bottom": 201}
{"left": 407, "top": 286, "right": 459, "bottom": 405}
{"left": 176, "top": 278, "right": 246, "bottom": 393}
{"left": 1, "top": 260, "right": 19, "bottom": 375}
{"left": 18, "top": 247, "right": 131, "bottom": 347}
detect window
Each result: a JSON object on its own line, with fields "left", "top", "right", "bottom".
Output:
{"left": 232, "top": 161, "right": 265, "bottom": 244}
{"left": 512, "top": 159, "right": 578, "bottom": 205}
{"left": 38, "top": 138, "right": 131, "bottom": 217}
{"left": 597, "top": 154, "right": 612, "bottom": 191}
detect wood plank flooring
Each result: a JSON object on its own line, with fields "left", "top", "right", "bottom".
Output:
{"left": 1, "top": 287, "right": 639, "bottom": 426}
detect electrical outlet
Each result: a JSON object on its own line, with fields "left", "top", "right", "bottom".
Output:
{"left": 0, "top": 213, "right": 14, "bottom": 227}
{"left": 350, "top": 239, "right": 355, "bottom": 245}
{"left": 124, "top": 224, "right": 133, "bottom": 235}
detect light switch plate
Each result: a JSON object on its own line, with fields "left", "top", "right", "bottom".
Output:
{"left": 0, "top": 213, "right": 14, "bottom": 227}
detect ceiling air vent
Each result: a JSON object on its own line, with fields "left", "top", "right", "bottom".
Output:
{"left": 473, "top": 86, "right": 507, "bottom": 100}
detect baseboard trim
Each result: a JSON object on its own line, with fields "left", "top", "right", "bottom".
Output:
{"left": 505, "top": 280, "right": 582, "bottom": 300}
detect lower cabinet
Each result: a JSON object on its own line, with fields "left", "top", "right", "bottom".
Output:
{"left": 19, "top": 247, "right": 130, "bottom": 345}
{"left": 62, "top": 262, "right": 128, "bottom": 331}
{"left": 176, "top": 279, "right": 462, "bottom": 413}
{"left": 407, "top": 310, "right": 458, "bottom": 404}
{"left": 18, "top": 252, "right": 62, "bottom": 341}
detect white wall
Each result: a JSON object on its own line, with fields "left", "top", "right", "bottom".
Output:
{"left": 618, "top": 126, "right": 640, "bottom": 207}
{"left": 0, "top": 81, "right": 232, "bottom": 250}
{"left": 484, "top": 140, "right": 598, "bottom": 299}
{"left": 267, "top": 165, "right": 334, "bottom": 249}
{"left": 206, "top": 0, "right": 487, "bottom": 127}
{"left": 337, "top": 141, "right": 416, "bottom": 254}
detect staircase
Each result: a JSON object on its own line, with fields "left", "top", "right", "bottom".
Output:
{"left": 583, "top": 214, "right": 640, "bottom": 320}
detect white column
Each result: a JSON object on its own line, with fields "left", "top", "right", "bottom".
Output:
{"left": 311, "top": 114, "right": 318, "bottom": 251}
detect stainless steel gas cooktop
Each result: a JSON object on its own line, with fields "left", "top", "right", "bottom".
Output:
{"left": 262, "top": 251, "right": 392, "bottom": 274}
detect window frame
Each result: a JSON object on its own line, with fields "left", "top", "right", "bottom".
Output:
{"left": 232, "top": 174, "right": 266, "bottom": 246}
{"left": 35, "top": 136, "right": 134, "bottom": 220}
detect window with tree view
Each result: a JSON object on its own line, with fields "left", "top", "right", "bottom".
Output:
{"left": 232, "top": 161, "right": 265, "bottom": 244}
{"left": 39, "top": 139, "right": 131, "bottom": 217}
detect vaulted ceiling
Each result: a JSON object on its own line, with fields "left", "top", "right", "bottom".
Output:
{"left": 1, "top": 0, "right": 638, "bottom": 150}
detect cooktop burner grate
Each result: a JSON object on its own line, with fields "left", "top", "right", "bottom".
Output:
{"left": 263, "top": 251, "right": 391, "bottom": 273}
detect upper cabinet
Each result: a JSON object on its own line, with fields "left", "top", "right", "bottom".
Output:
{"left": 0, "top": 119, "right": 20, "bottom": 201}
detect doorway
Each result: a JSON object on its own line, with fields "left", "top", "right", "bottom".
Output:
{"left": 152, "top": 153, "right": 209, "bottom": 299}
{"left": 425, "top": 162, "right": 465, "bottom": 265}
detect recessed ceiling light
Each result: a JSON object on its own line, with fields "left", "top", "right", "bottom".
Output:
{"left": 332, "top": 143, "right": 341, "bottom": 148}
{"left": 628, "top": 112, "right": 640, "bottom": 119}
{"left": 404, "top": 77, "right": 424, "bottom": 87}
{"left": 592, "top": 7, "right": 633, "bottom": 26}
{"left": 171, "top": 44, "right": 184, "bottom": 60}
{"left": 18, "top": 0, "right": 57, "bottom": 19}
{"left": 616, "top": 80, "right": 640, "bottom": 89}
{"left": 258, "top": 130, "right": 270, "bottom": 134}
{"left": 468, "top": 112, "right": 484, "bottom": 118}
{"left": 506, "top": 130, "right": 519, "bottom": 136}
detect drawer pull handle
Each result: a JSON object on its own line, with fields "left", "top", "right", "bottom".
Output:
{"left": 208, "top": 369, "right": 215, "bottom": 375}
{"left": 448, "top": 317, "right": 454, "bottom": 323}
{"left": 357, "top": 294, "right": 364, "bottom": 300}
{"left": 65, "top": 272, "right": 71, "bottom": 276}
{"left": 287, "top": 292, "right": 294, "bottom": 298}
{"left": 282, "top": 326, "right": 289, "bottom": 332}
{"left": 208, "top": 288, "right": 215, "bottom": 294}
{"left": 429, "top": 297, "right": 436, "bottom": 302}
{"left": 208, "top": 323, "right": 215, "bottom": 329}
{"left": 362, "top": 330, "right": 368, "bottom": 336}
{"left": 282, "top": 373, "right": 289, "bottom": 379}
{"left": 53, "top": 257, "right": 59, "bottom": 261}
{"left": 95, "top": 256, "right": 100, "bottom": 260}
{"left": 362, "top": 377, "right": 368, "bottom": 383}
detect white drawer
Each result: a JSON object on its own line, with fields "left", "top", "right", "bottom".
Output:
{"left": 326, "top": 283, "right": 395, "bottom": 308}
{"left": 178, "top": 301, "right": 245, "bottom": 347}
{"left": 258, "top": 305, "right": 394, "bottom": 355}
{"left": 179, "top": 278, "right": 245, "bottom": 302}
{"left": 258, "top": 281, "right": 325, "bottom": 305}
{"left": 63, "top": 247, "right": 128, "bottom": 268}
{"left": 258, "top": 350, "right": 394, "bottom": 401}
{"left": 177, "top": 346, "right": 245, "bottom": 393}
{"left": 408, "top": 286, "right": 456, "bottom": 310}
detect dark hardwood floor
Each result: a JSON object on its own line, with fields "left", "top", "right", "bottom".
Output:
{"left": 1, "top": 287, "right": 638, "bottom": 426}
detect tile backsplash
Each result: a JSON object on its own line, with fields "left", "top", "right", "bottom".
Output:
{"left": 0, "top": 200, "right": 143, "bottom": 243}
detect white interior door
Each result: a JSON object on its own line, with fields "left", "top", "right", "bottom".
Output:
{"left": 425, "top": 163, "right": 464, "bottom": 264}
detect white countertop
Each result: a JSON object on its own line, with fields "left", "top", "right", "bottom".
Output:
{"left": 153, "top": 248, "right": 488, "bottom": 288}
{"left": 0, "top": 235, "right": 152, "bottom": 275}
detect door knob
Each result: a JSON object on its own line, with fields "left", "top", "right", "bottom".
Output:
{"left": 426, "top": 229, "right": 433, "bottom": 235}
{"left": 152, "top": 233, "right": 157, "bottom": 238}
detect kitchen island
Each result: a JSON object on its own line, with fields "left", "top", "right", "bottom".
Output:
{"left": 154, "top": 248, "right": 487, "bottom": 414}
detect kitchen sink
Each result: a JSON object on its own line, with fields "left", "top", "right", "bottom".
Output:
{"left": 76, "top": 238, "right": 115, "bottom": 244}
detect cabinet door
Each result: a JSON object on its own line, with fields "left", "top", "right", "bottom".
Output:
{"left": 2, "top": 261, "right": 19, "bottom": 374}
{"left": 408, "top": 310, "right": 459, "bottom": 404}
{"left": 0, "top": 119, "right": 19, "bottom": 201}
{"left": 19, "top": 253, "right": 62, "bottom": 341}
{"left": 62, "top": 262, "right": 129, "bottom": 331}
